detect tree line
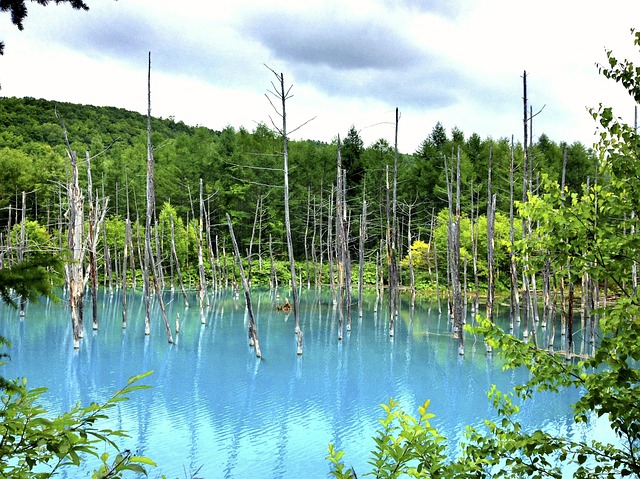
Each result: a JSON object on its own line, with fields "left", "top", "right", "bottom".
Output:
{"left": 0, "top": 95, "right": 595, "bottom": 294}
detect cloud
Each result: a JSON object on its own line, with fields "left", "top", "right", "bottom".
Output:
{"left": 242, "top": 10, "right": 425, "bottom": 71}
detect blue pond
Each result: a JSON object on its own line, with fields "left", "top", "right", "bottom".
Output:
{"left": 0, "top": 288, "right": 600, "bottom": 478}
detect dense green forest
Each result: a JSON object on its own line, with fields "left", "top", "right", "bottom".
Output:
{"left": 0, "top": 95, "right": 595, "bottom": 291}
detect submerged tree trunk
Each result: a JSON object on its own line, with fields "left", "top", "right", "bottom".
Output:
{"left": 18, "top": 191, "right": 26, "bottom": 316}
{"left": 122, "top": 216, "right": 131, "bottom": 328}
{"left": 227, "top": 213, "right": 261, "bottom": 358}
{"left": 58, "top": 112, "right": 85, "bottom": 349}
{"left": 65, "top": 144, "right": 85, "bottom": 348}
{"left": 197, "top": 178, "right": 207, "bottom": 323}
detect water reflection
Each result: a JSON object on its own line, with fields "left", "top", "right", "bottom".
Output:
{"left": 0, "top": 288, "right": 594, "bottom": 478}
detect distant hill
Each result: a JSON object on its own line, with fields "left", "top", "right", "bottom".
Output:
{"left": 0, "top": 96, "right": 209, "bottom": 149}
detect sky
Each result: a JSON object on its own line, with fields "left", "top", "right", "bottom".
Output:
{"left": 1, "top": 1, "right": 640, "bottom": 153}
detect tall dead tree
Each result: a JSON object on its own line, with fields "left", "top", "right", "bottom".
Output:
{"left": 336, "top": 137, "right": 346, "bottom": 340}
{"left": 197, "top": 178, "right": 207, "bottom": 323}
{"left": 486, "top": 144, "right": 496, "bottom": 325}
{"left": 144, "top": 52, "right": 174, "bottom": 344}
{"left": 386, "top": 108, "right": 401, "bottom": 337}
{"left": 18, "top": 191, "right": 26, "bottom": 316}
{"left": 509, "top": 136, "right": 521, "bottom": 329}
{"left": 452, "top": 147, "right": 464, "bottom": 355}
{"left": 59, "top": 114, "right": 85, "bottom": 349}
{"left": 265, "top": 66, "right": 313, "bottom": 355}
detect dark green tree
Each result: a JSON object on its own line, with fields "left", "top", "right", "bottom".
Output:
{"left": 342, "top": 125, "right": 365, "bottom": 192}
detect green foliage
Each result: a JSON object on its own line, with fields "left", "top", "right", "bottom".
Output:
{"left": 402, "top": 240, "right": 432, "bottom": 270}
{"left": 0, "top": 370, "right": 159, "bottom": 479}
{"left": 328, "top": 398, "right": 447, "bottom": 479}
{"left": 328, "top": 28, "right": 640, "bottom": 479}
{"left": 0, "top": 254, "right": 63, "bottom": 308}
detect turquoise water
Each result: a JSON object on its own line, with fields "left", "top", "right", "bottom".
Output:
{"left": 0, "top": 288, "right": 594, "bottom": 478}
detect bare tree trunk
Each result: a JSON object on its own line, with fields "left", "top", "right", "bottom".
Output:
{"left": 358, "top": 195, "right": 367, "bottom": 317}
{"left": 170, "top": 214, "right": 189, "bottom": 306}
{"left": 407, "top": 204, "right": 416, "bottom": 307}
{"left": 227, "top": 213, "right": 261, "bottom": 358}
{"left": 197, "top": 178, "right": 207, "bottom": 323}
{"left": 266, "top": 67, "right": 303, "bottom": 355}
{"left": 64, "top": 140, "right": 84, "bottom": 348}
{"left": 248, "top": 195, "right": 262, "bottom": 286}
{"left": 336, "top": 138, "right": 346, "bottom": 340}
{"left": 18, "top": 191, "right": 26, "bottom": 316}
{"left": 509, "top": 136, "right": 521, "bottom": 328}
{"left": 327, "top": 186, "right": 336, "bottom": 303}
{"left": 386, "top": 108, "right": 401, "bottom": 338}
{"left": 311, "top": 192, "right": 319, "bottom": 288}
{"left": 268, "top": 234, "right": 278, "bottom": 291}
{"left": 122, "top": 216, "right": 131, "bottom": 328}
{"left": 57, "top": 111, "right": 86, "bottom": 348}
{"left": 385, "top": 165, "right": 395, "bottom": 337}
{"left": 428, "top": 208, "right": 441, "bottom": 315}
{"left": 486, "top": 143, "right": 496, "bottom": 329}
{"left": 304, "top": 187, "right": 311, "bottom": 289}
{"left": 205, "top": 200, "right": 218, "bottom": 293}
{"left": 85, "top": 152, "right": 108, "bottom": 331}
{"left": 103, "top": 214, "right": 113, "bottom": 295}
{"left": 144, "top": 52, "right": 174, "bottom": 344}
{"left": 335, "top": 140, "right": 352, "bottom": 335}
{"left": 452, "top": 147, "right": 464, "bottom": 355}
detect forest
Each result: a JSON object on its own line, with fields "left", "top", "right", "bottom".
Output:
{"left": 0, "top": 92, "right": 594, "bottom": 297}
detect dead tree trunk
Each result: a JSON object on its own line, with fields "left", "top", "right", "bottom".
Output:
{"left": 509, "top": 136, "right": 521, "bottom": 328}
{"left": 386, "top": 108, "right": 401, "bottom": 338}
{"left": 486, "top": 143, "right": 496, "bottom": 326}
{"left": 265, "top": 66, "right": 304, "bottom": 355}
{"left": 170, "top": 214, "right": 189, "bottom": 306}
{"left": 18, "top": 191, "right": 26, "bottom": 316}
{"left": 407, "top": 203, "right": 416, "bottom": 307}
{"left": 358, "top": 195, "right": 367, "bottom": 318}
{"left": 227, "top": 213, "right": 261, "bottom": 358}
{"left": 61, "top": 123, "right": 85, "bottom": 349}
{"left": 85, "top": 152, "right": 108, "bottom": 331}
{"left": 144, "top": 52, "right": 174, "bottom": 344}
{"left": 336, "top": 137, "right": 346, "bottom": 340}
{"left": 327, "top": 186, "right": 336, "bottom": 303}
{"left": 304, "top": 187, "right": 311, "bottom": 289}
{"left": 197, "top": 178, "right": 207, "bottom": 323}
{"left": 122, "top": 216, "right": 131, "bottom": 328}
{"left": 452, "top": 147, "right": 464, "bottom": 355}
